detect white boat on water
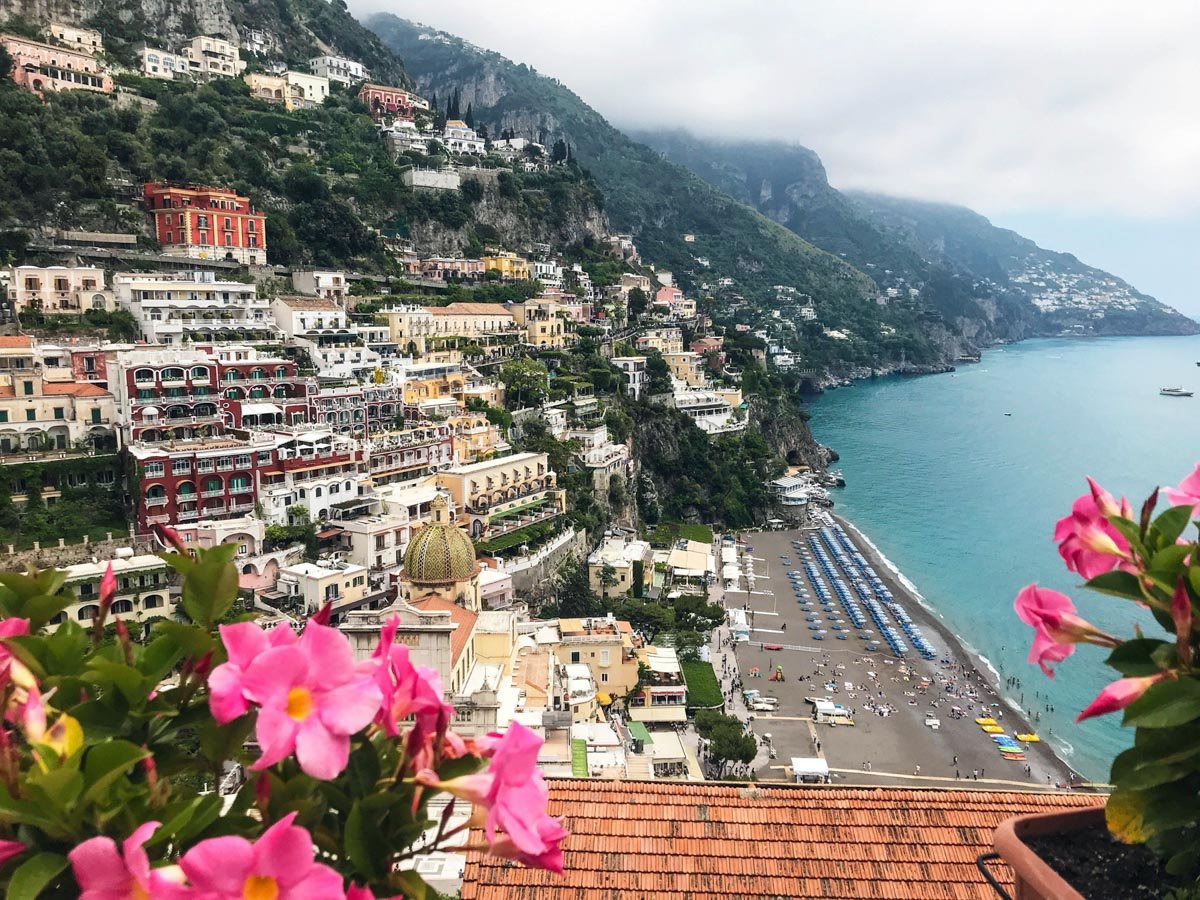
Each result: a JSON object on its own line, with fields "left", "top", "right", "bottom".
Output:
{"left": 1160, "top": 387, "right": 1194, "bottom": 397}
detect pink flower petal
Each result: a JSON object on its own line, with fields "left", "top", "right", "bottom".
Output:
{"left": 295, "top": 718, "right": 350, "bottom": 780}
{"left": 318, "top": 678, "right": 383, "bottom": 736}
{"left": 252, "top": 705, "right": 301, "bottom": 771}
{"left": 240, "top": 646, "right": 308, "bottom": 704}
{"left": 300, "top": 622, "right": 356, "bottom": 690}
{"left": 68, "top": 837, "right": 130, "bottom": 893}
{"left": 179, "top": 835, "right": 255, "bottom": 892}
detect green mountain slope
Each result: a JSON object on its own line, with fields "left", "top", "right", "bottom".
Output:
{"left": 367, "top": 14, "right": 980, "bottom": 365}
{"left": 847, "top": 192, "right": 1198, "bottom": 336}
{"left": 636, "top": 129, "right": 1196, "bottom": 339}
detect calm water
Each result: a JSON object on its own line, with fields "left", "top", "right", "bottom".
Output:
{"left": 809, "top": 335, "right": 1200, "bottom": 781}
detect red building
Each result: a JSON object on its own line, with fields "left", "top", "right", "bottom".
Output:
{"left": 143, "top": 183, "right": 267, "bottom": 265}
{"left": 214, "top": 352, "right": 311, "bottom": 430}
{"left": 130, "top": 434, "right": 275, "bottom": 532}
{"left": 358, "top": 83, "right": 422, "bottom": 121}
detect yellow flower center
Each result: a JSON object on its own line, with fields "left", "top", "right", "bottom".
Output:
{"left": 242, "top": 874, "right": 280, "bottom": 900}
{"left": 286, "top": 687, "right": 313, "bottom": 721}
{"left": 131, "top": 883, "right": 150, "bottom": 900}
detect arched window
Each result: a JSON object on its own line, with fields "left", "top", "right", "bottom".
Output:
{"left": 143, "top": 595, "right": 164, "bottom": 609}
{"left": 77, "top": 604, "right": 99, "bottom": 621}
{"left": 162, "top": 367, "right": 184, "bottom": 381}
{"left": 145, "top": 485, "right": 166, "bottom": 501}
{"left": 176, "top": 480, "right": 196, "bottom": 497}
{"left": 229, "top": 475, "right": 251, "bottom": 491}
{"left": 275, "top": 367, "right": 288, "bottom": 378}
{"left": 204, "top": 477, "right": 222, "bottom": 494}
{"left": 111, "top": 599, "right": 134, "bottom": 614}
{"left": 223, "top": 370, "right": 240, "bottom": 382}
{"left": 314, "top": 487, "right": 323, "bottom": 498}
{"left": 250, "top": 367, "right": 267, "bottom": 381}
{"left": 248, "top": 386, "right": 267, "bottom": 399}
{"left": 191, "top": 366, "right": 209, "bottom": 379}
{"left": 134, "top": 368, "right": 154, "bottom": 384}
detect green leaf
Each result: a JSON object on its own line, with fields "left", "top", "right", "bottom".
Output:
{"left": 1151, "top": 505, "right": 1195, "bottom": 549}
{"left": 344, "top": 740, "right": 382, "bottom": 799}
{"left": 6, "top": 852, "right": 69, "bottom": 900}
{"left": 26, "top": 765, "right": 84, "bottom": 810}
{"left": 1106, "top": 788, "right": 1150, "bottom": 843}
{"left": 153, "top": 621, "right": 214, "bottom": 658}
{"left": 137, "top": 634, "right": 185, "bottom": 682}
{"left": 1123, "top": 679, "right": 1200, "bottom": 728}
{"left": 1110, "top": 516, "right": 1148, "bottom": 558}
{"left": 198, "top": 715, "right": 256, "bottom": 765}
{"left": 1084, "top": 570, "right": 1144, "bottom": 601}
{"left": 345, "top": 801, "right": 389, "bottom": 880}
{"left": 43, "top": 621, "right": 89, "bottom": 675}
{"left": 80, "top": 740, "right": 149, "bottom": 807}
{"left": 391, "top": 869, "right": 429, "bottom": 900}
{"left": 1149, "top": 544, "right": 1193, "bottom": 579}
{"left": 181, "top": 544, "right": 239, "bottom": 626}
{"left": 1109, "top": 745, "right": 1193, "bottom": 791}
{"left": 1106, "top": 639, "right": 1170, "bottom": 676}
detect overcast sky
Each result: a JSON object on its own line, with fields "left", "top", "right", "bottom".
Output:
{"left": 352, "top": 1, "right": 1200, "bottom": 315}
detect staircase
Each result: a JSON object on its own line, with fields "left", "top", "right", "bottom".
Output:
{"left": 625, "top": 752, "right": 653, "bottom": 780}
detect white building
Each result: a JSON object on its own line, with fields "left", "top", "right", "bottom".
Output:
{"left": 291, "top": 270, "right": 347, "bottom": 301}
{"left": 309, "top": 54, "right": 367, "bottom": 86}
{"left": 46, "top": 21, "right": 103, "bottom": 55}
{"left": 568, "top": 424, "right": 628, "bottom": 490}
{"left": 113, "top": 271, "right": 274, "bottom": 344}
{"left": 284, "top": 70, "right": 329, "bottom": 108}
{"left": 531, "top": 260, "right": 563, "bottom": 290}
{"left": 611, "top": 356, "right": 647, "bottom": 400}
{"left": 256, "top": 429, "right": 361, "bottom": 524}
{"left": 383, "top": 118, "right": 433, "bottom": 155}
{"left": 5, "top": 265, "right": 112, "bottom": 315}
{"left": 441, "top": 119, "right": 485, "bottom": 154}
{"left": 56, "top": 555, "right": 171, "bottom": 633}
{"left": 180, "top": 35, "right": 246, "bottom": 81}
{"left": 670, "top": 388, "right": 745, "bottom": 435}
{"left": 137, "top": 46, "right": 189, "bottom": 79}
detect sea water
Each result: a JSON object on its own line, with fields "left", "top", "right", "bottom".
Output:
{"left": 809, "top": 335, "right": 1200, "bottom": 781}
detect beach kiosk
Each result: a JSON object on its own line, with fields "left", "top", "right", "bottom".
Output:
{"left": 727, "top": 607, "right": 750, "bottom": 642}
{"left": 791, "top": 757, "right": 830, "bottom": 784}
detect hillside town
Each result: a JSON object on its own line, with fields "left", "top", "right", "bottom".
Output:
{"left": 0, "top": 14, "right": 1126, "bottom": 900}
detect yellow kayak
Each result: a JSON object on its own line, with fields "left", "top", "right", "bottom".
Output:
{"left": 1017, "top": 733, "right": 1040, "bottom": 743}
{"left": 975, "top": 717, "right": 997, "bottom": 726}
{"left": 981, "top": 725, "right": 1005, "bottom": 734}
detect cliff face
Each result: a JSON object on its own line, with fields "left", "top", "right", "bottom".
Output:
{"left": 0, "top": 0, "right": 235, "bottom": 41}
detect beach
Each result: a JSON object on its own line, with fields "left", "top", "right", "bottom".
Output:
{"left": 711, "top": 514, "right": 1090, "bottom": 792}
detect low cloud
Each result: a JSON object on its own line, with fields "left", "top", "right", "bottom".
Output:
{"left": 351, "top": 1, "right": 1200, "bottom": 219}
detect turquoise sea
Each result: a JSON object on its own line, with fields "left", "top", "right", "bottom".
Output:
{"left": 809, "top": 335, "right": 1200, "bottom": 781}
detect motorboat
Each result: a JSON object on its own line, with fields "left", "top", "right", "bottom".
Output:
{"left": 1161, "top": 387, "right": 1194, "bottom": 397}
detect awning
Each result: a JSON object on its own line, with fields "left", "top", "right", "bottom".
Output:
{"left": 627, "top": 721, "right": 652, "bottom": 744}
{"left": 597, "top": 692, "right": 613, "bottom": 707}
{"left": 140, "top": 406, "right": 160, "bottom": 416}
{"left": 241, "top": 403, "right": 282, "bottom": 416}
{"left": 629, "top": 705, "right": 687, "bottom": 723}
{"left": 315, "top": 527, "right": 344, "bottom": 539}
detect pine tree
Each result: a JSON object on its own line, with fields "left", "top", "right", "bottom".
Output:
{"left": 448, "top": 88, "right": 461, "bottom": 120}
{"left": 464, "top": 102, "right": 474, "bottom": 128}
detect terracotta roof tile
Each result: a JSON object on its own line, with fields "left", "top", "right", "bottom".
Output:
{"left": 431, "top": 303, "right": 512, "bottom": 316}
{"left": 43, "top": 383, "right": 111, "bottom": 397}
{"left": 276, "top": 295, "right": 342, "bottom": 311}
{"left": 460, "top": 780, "right": 1103, "bottom": 900}
{"left": 410, "top": 594, "right": 477, "bottom": 664}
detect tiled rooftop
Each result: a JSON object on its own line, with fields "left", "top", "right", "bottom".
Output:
{"left": 460, "top": 780, "right": 1103, "bottom": 900}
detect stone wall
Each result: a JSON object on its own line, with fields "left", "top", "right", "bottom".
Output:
{"left": 3, "top": 531, "right": 152, "bottom": 570}
{"left": 496, "top": 527, "right": 586, "bottom": 594}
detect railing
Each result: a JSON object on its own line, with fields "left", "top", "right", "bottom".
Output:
{"left": 146, "top": 513, "right": 170, "bottom": 525}
{"left": 145, "top": 497, "right": 169, "bottom": 507}
{"left": 201, "top": 489, "right": 224, "bottom": 498}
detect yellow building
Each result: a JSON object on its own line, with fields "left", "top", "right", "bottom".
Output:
{"left": 513, "top": 298, "right": 571, "bottom": 349}
{"left": 0, "top": 369, "right": 117, "bottom": 454}
{"left": 276, "top": 561, "right": 370, "bottom": 612}
{"left": 435, "top": 451, "right": 566, "bottom": 543}
{"left": 447, "top": 412, "right": 506, "bottom": 463}
{"left": 636, "top": 327, "right": 684, "bottom": 355}
{"left": 664, "top": 351, "right": 707, "bottom": 387}
{"left": 382, "top": 303, "right": 521, "bottom": 359}
{"left": 481, "top": 252, "right": 530, "bottom": 281}
{"left": 555, "top": 616, "right": 641, "bottom": 702}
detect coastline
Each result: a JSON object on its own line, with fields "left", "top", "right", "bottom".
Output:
{"left": 832, "top": 513, "right": 1089, "bottom": 784}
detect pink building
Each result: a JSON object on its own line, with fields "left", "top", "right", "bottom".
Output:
{"left": 655, "top": 286, "right": 684, "bottom": 306}
{"left": 1, "top": 34, "right": 112, "bottom": 96}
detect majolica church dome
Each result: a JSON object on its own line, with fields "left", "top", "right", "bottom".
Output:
{"left": 399, "top": 493, "right": 482, "bottom": 611}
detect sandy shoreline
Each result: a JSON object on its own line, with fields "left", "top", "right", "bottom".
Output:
{"left": 715, "top": 515, "right": 1093, "bottom": 793}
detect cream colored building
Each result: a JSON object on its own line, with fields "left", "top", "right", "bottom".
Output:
{"left": 588, "top": 535, "right": 652, "bottom": 597}
{"left": 6, "top": 266, "right": 112, "bottom": 315}
{"left": 275, "top": 560, "right": 370, "bottom": 613}
{"left": 381, "top": 303, "right": 520, "bottom": 358}
{"left": 554, "top": 616, "right": 641, "bottom": 702}
{"left": 0, "top": 371, "right": 116, "bottom": 454}
{"left": 435, "top": 451, "right": 566, "bottom": 543}
{"left": 137, "top": 46, "right": 188, "bottom": 80}
{"left": 54, "top": 555, "right": 171, "bottom": 634}
{"left": 181, "top": 35, "right": 245, "bottom": 81}
{"left": 513, "top": 298, "right": 570, "bottom": 349}
{"left": 637, "top": 327, "right": 684, "bottom": 355}
{"left": 46, "top": 21, "right": 103, "bottom": 55}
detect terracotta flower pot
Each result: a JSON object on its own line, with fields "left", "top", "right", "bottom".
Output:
{"left": 992, "top": 806, "right": 1106, "bottom": 900}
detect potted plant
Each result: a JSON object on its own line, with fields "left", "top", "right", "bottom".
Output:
{"left": 0, "top": 525, "right": 567, "bottom": 897}
{"left": 995, "top": 469, "right": 1200, "bottom": 899}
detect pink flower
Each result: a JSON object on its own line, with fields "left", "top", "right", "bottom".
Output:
{"left": 0, "top": 617, "right": 30, "bottom": 684}
{"left": 152, "top": 523, "right": 190, "bottom": 555}
{"left": 99, "top": 562, "right": 117, "bottom": 613}
{"left": 1054, "top": 478, "right": 1133, "bottom": 579}
{"left": 1165, "top": 463, "right": 1200, "bottom": 510}
{"left": 1014, "top": 585, "right": 1117, "bottom": 677}
{"left": 177, "top": 812, "right": 344, "bottom": 899}
{"left": 346, "top": 886, "right": 393, "bottom": 900}
{"left": 416, "top": 722, "right": 567, "bottom": 871}
{"left": 372, "top": 616, "right": 451, "bottom": 741}
{"left": 0, "top": 839, "right": 25, "bottom": 867}
{"left": 1077, "top": 674, "right": 1168, "bottom": 722}
{"left": 68, "top": 821, "right": 181, "bottom": 900}
{"left": 1173, "top": 580, "right": 1193, "bottom": 666}
{"left": 218, "top": 622, "right": 381, "bottom": 779}
{"left": 209, "top": 622, "right": 298, "bottom": 724}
